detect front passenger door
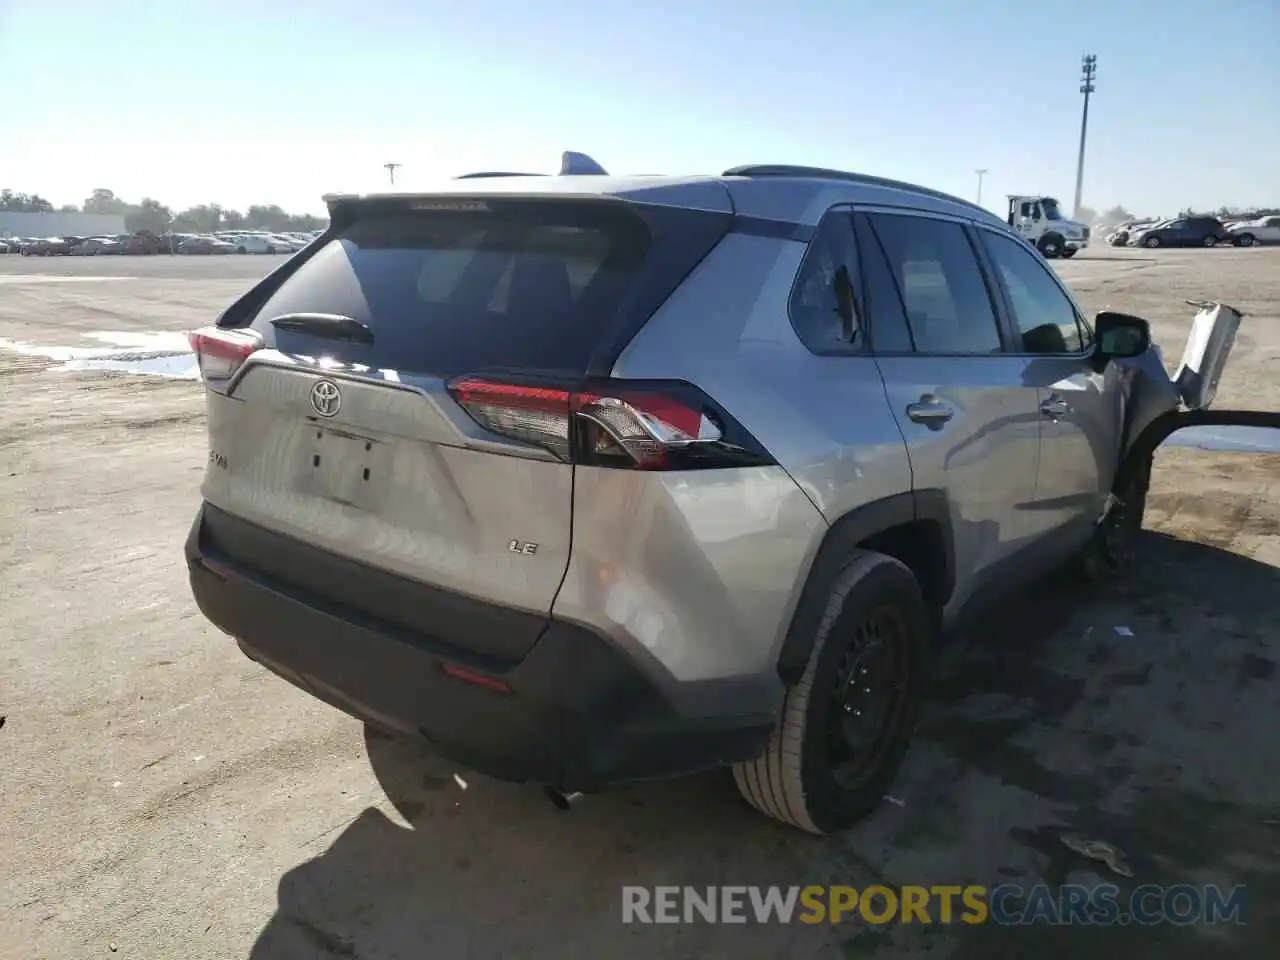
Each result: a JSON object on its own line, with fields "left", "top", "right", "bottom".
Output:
{"left": 978, "top": 227, "right": 1117, "bottom": 545}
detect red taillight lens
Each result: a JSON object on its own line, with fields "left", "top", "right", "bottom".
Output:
{"left": 448, "top": 378, "right": 574, "bottom": 459}
{"left": 188, "top": 326, "right": 263, "bottom": 381}
{"left": 447, "top": 376, "right": 765, "bottom": 471}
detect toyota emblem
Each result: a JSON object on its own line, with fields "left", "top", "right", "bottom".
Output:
{"left": 310, "top": 379, "right": 342, "bottom": 418}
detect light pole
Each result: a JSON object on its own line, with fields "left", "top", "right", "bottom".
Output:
{"left": 974, "top": 168, "right": 989, "bottom": 206}
{"left": 1073, "top": 55, "right": 1097, "bottom": 219}
{"left": 384, "top": 162, "right": 401, "bottom": 186}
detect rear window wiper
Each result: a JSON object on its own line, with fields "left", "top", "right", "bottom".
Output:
{"left": 269, "top": 312, "right": 374, "bottom": 344}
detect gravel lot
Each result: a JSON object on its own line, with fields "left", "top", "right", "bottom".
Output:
{"left": 2, "top": 247, "right": 1278, "bottom": 959}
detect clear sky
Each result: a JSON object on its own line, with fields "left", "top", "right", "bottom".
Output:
{"left": 3, "top": 0, "right": 1276, "bottom": 217}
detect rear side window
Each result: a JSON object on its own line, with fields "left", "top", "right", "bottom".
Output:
{"left": 788, "top": 209, "right": 864, "bottom": 353}
{"left": 866, "top": 214, "right": 1003, "bottom": 355}
{"left": 249, "top": 202, "right": 650, "bottom": 376}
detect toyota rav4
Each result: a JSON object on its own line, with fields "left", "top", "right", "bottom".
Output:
{"left": 184, "top": 155, "right": 1245, "bottom": 834}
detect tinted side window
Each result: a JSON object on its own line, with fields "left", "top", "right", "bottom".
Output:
{"left": 982, "top": 230, "right": 1085, "bottom": 354}
{"left": 852, "top": 214, "right": 914, "bottom": 352}
{"left": 788, "top": 210, "right": 863, "bottom": 353}
{"left": 866, "top": 214, "right": 1003, "bottom": 355}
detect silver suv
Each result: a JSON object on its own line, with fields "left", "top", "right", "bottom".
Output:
{"left": 184, "top": 157, "right": 1235, "bottom": 833}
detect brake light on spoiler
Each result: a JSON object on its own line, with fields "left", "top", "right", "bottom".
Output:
{"left": 448, "top": 376, "right": 773, "bottom": 471}
{"left": 188, "top": 326, "right": 263, "bottom": 380}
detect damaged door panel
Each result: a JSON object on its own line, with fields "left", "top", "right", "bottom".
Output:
{"left": 1109, "top": 300, "right": 1280, "bottom": 501}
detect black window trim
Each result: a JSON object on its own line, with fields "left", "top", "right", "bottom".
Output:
{"left": 849, "top": 205, "right": 1017, "bottom": 358}
{"left": 784, "top": 204, "right": 871, "bottom": 358}
{"left": 972, "top": 222, "right": 1095, "bottom": 359}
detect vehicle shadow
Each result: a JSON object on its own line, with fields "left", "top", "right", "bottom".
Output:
{"left": 247, "top": 530, "right": 1279, "bottom": 960}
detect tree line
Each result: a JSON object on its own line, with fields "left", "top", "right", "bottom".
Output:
{"left": 0, "top": 188, "right": 327, "bottom": 234}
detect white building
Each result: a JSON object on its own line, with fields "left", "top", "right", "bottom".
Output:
{"left": 0, "top": 211, "right": 127, "bottom": 238}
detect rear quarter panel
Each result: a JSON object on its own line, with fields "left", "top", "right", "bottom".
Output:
{"left": 561, "top": 233, "right": 911, "bottom": 716}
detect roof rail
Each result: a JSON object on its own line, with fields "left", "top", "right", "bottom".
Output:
{"left": 453, "top": 171, "right": 545, "bottom": 179}
{"left": 722, "top": 164, "right": 989, "bottom": 216}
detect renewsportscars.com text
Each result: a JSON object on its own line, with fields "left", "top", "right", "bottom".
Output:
{"left": 621, "top": 884, "right": 1248, "bottom": 926}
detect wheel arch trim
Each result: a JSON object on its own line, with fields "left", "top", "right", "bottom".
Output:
{"left": 775, "top": 489, "right": 955, "bottom": 685}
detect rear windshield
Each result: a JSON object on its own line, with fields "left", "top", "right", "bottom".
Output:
{"left": 249, "top": 201, "right": 650, "bottom": 375}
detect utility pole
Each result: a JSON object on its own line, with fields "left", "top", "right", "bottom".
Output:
{"left": 974, "top": 168, "right": 989, "bottom": 206}
{"left": 384, "top": 162, "right": 401, "bottom": 186}
{"left": 1073, "top": 55, "right": 1097, "bottom": 219}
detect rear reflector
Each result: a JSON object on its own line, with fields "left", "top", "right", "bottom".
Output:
{"left": 188, "top": 326, "right": 263, "bottom": 380}
{"left": 440, "top": 662, "right": 512, "bottom": 693}
{"left": 448, "top": 376, "right": 771, "bottom": 470}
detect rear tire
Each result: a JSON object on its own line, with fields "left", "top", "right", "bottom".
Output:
{"left": 1234, "top": 234, "right": 1255, "bottom": 247}
{"left": 1202, "top": 235, "right": 1217, "bottom": 247}
{"left": 732, "top": 551, "right": 930, "bottom": 834}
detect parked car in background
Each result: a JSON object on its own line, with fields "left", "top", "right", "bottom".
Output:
{"left": 1107, "top": 220, "right": 1155, "bottom": 246}
{"left": 1134, "top": 216, "right": 1230, "bottom": 248}
{"left": 266, "top": 233, "right": 306, "bottom": 252}
{"left": 20, "top": 237, "right": 72, "bottom": 256}
{"left": 227, "top": 234, "right": 292, "bottom": 255}
{"left": 74, "top": 237, "right": 126, "bottom": 256}
{"left": 119, "top": 232, "right": 168, "bottom": 255}
{"left": 1227, "top": 215, "right": 1280, "bottom": 247}
{"left": 177, "top": 236, "right": 235, "bottom": 255}
{"left": 1127, "top": 220, "right": 1172, "bottom": 246}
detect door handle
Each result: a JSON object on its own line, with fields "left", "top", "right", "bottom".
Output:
{"left": 906, "top": 396, "right": 955, "bottom": 426}
{"left": 1040, "top": 395, "right": 1071, "bottom": 419}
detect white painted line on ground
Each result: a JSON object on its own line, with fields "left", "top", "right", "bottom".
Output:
{"left": 0, "top": 275, "right": 140, "bottom": 284}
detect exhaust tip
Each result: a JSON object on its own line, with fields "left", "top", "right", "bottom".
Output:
{"left": 544, "top": 787, "right": 584, "bottom": 811}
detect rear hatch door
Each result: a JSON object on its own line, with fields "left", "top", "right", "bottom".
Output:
{"left": 200, "top": 191, "right": 728, "bottom": 663}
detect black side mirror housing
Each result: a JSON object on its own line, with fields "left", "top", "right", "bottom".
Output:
{"left": 1093, "top": 311, "right": 1152, "bottom": 368}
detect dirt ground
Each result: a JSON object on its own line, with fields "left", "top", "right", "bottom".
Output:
{"left": 1, "top": 246, "right": 1278, "bottom": 959}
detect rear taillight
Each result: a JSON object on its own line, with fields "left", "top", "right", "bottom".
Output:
{"left": 187, "top": 326, "right": 263, "bottom": 380}
{"left": 447, "top": 376, "right": 773, "bottom": 470}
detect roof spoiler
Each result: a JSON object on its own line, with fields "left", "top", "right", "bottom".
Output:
{"left": 559, "top": 151, "right": 608, "bottom": 175}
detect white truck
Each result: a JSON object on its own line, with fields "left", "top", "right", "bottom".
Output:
{"left": 1006, "top": 195, "right": 1091, "bottom": 259}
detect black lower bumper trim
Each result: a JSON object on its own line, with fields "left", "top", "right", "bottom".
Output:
{"left": 186, "top": 505, "right": 773, "bottom": 790}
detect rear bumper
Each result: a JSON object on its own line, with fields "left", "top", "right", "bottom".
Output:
{"left": 185, "top": 504, "right": 773, "bottom": 791}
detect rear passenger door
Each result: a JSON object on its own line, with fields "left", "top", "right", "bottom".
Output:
{"left": 857, "top": 211, "right": 1043, "bottom": 609}
{"left": 976, "top": 227, "right": 1116, "bottom": 543}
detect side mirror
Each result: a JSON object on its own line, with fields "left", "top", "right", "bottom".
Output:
{"left": 1093, "top": 311, "right": 1151, "bottom": 365}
